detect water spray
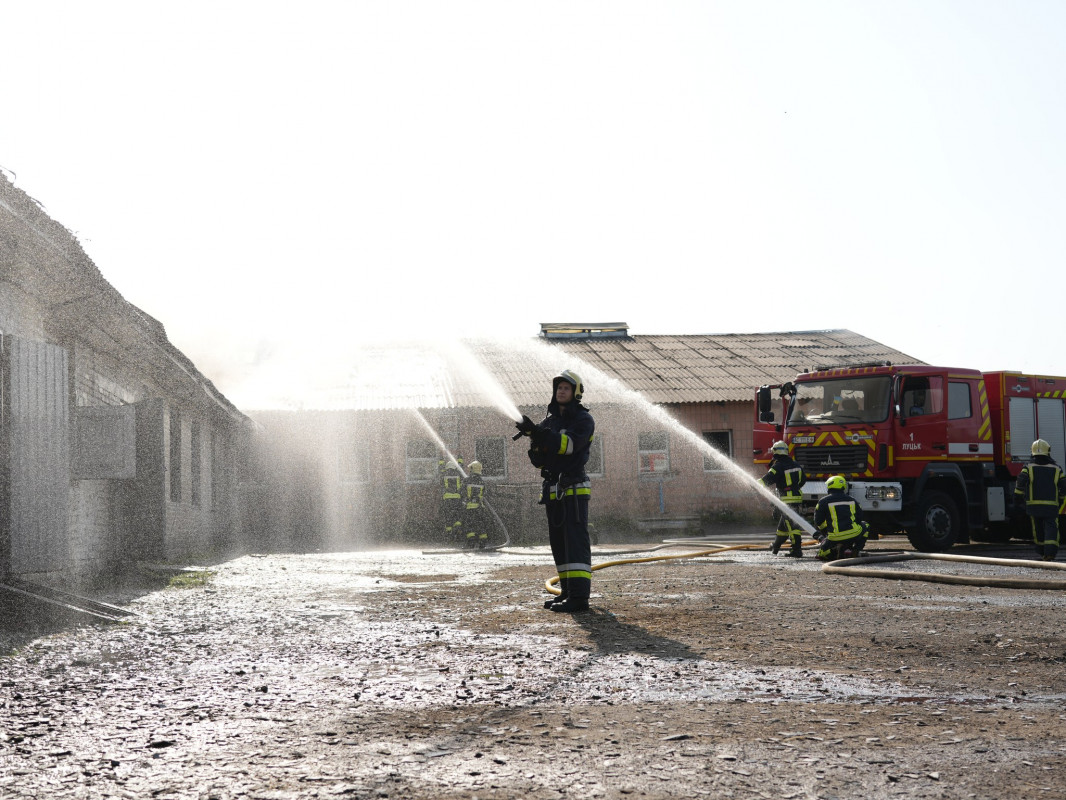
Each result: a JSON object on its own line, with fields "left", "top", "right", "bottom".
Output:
{"left": 499, "top": 338, "right": 817, "bottom": 536}
{"left": 439, "top": 338, "right": 523, "bottom": 422}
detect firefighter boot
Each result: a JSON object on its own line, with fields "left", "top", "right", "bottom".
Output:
{"left": 770, "top": 535, "right": 787, "bottom": 555}
{"left": 551, "top": 577, "right": 590, "bottom": 613}
{"left": 785, "top": 537, "right": 803, "bottom": 558}
{"left": 544, "top": 578, "right": 569, "bottom": 610}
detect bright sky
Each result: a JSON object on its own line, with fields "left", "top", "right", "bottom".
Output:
{"left": 3, "top": 2, "right": 1064, "bottom": 408}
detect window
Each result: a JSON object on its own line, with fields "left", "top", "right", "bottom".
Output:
{"left": 474, "top": 436, "right": 507, "bottom": 478}
{"left": 788, "top": 376, "right": 893, "bottom": 424}
{"left": 902, "top": 376, "right": 944, "bottom": 417}
{"left": 702, "top": 431, "right": 733, "bottom": 470}
{"left": 948, "top": 382, "right": 973, "bottom": 420}
{"left": 211, "top": 429, "right": 230, "bottom": 510}
{"left": 585, "top": 435, "right": 604, "bottom": 477}
{"left": 638, "top": 432, "right": 670, "bottom": 473}
{"left": 406, "top": 439, "right": 438, "bottom": 483}
{"left": 190, "top": 422, "right": 202, "bottom": 507}
{"left": 169, "top": 409, "right": 182, "bottom": 502}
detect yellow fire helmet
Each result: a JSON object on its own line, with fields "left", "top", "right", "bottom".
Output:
{"left": 826, "top": 475, "right": 848, "bottom": 491}
{"left": 468, "top": 460, "right": 483, "bottom": 475}
{"left": 771, "top": 441, "right": 789, "bottom": 456}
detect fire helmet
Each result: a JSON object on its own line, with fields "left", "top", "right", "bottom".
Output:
{"left": 553, "top": 369, "right": 584, "bottom": 402}
{"left": 468, "top": 460, "right": 482, "bottom": 475}
{"left": 771, "top": 441, "right": 789, "bottom": 456}
{"left": 826, "top": 475, "right": 848, "bottom": 491}
{"left": 1032, "top": 439, "right": 1052, "bottom": 457}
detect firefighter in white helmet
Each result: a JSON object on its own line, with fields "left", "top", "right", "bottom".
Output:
{"left": 759, "top": 441, "right": 807, "bottom": 557}
{"left": 462, "top": 460, "right": 489, "bottom": 550}
{"left": 813, "top": 475, "right": 870, "bottom": 561}
{"left": 515, "top": 369, "right": 596, "bottom": 613}
{"left": 1014, "top": 440, "right": 1066, "bottom": 561}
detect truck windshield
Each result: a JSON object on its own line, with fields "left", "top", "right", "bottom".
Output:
{"left": 788, "top": 376, "right": 892, "bottom": 425}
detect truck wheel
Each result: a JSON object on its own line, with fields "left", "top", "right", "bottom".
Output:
{"left": 906, "top": 491, "right": 960, "bottom": 552}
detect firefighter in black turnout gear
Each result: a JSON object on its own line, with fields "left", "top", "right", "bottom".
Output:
{"left": 462, "top": 461, "right": 488, "bottom": 550}
{"left": 1014, "top": 439, "right": 1066, "bottom": 561}
{"left": 515, "top": 370, "right": 595, "bottom": 613}
{"left": 438, "top": 459, "right": 464, "bottom": 546}
{"left": 760, "top": 440, "right": 806, "bottom": 557}
{"left": 813, "top": 475, "right": 870, "bottom": 561}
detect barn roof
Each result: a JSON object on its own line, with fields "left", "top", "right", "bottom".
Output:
{"left": 306, "top": 327, "right": 923, "bottom": 411}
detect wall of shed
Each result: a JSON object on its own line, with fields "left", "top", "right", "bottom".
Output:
{"left": 249, "top": 398, "right": 771, "bottom": 551}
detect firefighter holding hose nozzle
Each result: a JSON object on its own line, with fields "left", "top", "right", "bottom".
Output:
{"left": 515, "top": 369, "right": 596, "bottom": 613}
{"left": 760, "top": 440, "right": 807, "bottom": 558}
{"left": 813, "top": 475, "right": 870, "bottom": 561}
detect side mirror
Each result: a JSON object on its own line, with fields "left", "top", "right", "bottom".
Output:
{"left": 759, "top": 410, "right": 775, "bottom": 423}
{"left": 757, "top": 385, "right": 772, "bottom": 415}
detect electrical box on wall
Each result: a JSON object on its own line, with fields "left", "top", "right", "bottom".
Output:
{"left": 72, "top": 405, "right": 136, "bottom": 479}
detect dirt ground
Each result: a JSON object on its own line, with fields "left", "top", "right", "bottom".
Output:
{"left": 3, "top": 531, "right": 1066, "bottom": 799}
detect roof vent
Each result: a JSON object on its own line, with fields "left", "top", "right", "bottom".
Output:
{"left": 539, "top": 322, "right": 630, "bottom": 340}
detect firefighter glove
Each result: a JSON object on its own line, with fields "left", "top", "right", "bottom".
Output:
{"left": 515, "top": 415, "right": 538, "bottom": 438}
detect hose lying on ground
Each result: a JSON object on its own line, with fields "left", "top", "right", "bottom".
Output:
{"left": 822, "top": 551, "right": 1066, "bottom": 590}
{"left": 541, "top": 539, "right": 819, "bottom": 596}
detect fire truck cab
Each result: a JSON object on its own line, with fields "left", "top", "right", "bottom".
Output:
{"left": 756, "top": 363, "right": 1066, "bottom": 551}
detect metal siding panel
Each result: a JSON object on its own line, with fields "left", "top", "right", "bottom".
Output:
{"left": 1010, "top": 397, "right": 1036, "bottom": 459}
{"left": 8, "top": 337, "right": 70, "bottom": 575}
{"left": 1038, "top": 398, "right": 1066, "bottom": 466}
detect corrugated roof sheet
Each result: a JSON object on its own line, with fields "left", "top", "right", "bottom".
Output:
{"left": 299, "top": 329, "right": 923, "bottom": 410}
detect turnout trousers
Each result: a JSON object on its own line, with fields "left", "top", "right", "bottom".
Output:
{"left": 545, "top": 487, "right": 592, "bottom": 602}
{"left": 1030, "top": 514, "right": 1060, "bottom": 560}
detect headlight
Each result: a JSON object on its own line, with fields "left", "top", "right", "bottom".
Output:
{"left": 865, "top": 486, "right": 900, "bottom": 501}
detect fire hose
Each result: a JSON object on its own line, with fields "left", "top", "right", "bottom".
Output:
{"left": 540, "top": 542, "right": 1066, "bottom": 596}
{"left": 821, "top": 551, "right": 1066, "bottom": 589}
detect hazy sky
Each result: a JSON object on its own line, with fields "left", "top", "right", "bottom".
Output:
{"left": 3, "top": 2, "right": 1064, "bottom": 408}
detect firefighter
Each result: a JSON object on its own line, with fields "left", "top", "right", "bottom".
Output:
{"left": 515, "top": 369, "right": 596, "bottom": 613}
{"left": 760, "top": 440, "right": 807, "bottom": 557}
{"left": 813, "top": 475, "right": 870, "bottom": 561}
{"left": 462, "top": 460, "right": 489, "bottom": 550}
{"left": 438, "top": 459, "right": 464, "bottom": 546}
{"left": 1014, "top": 439, "right": 1066, "bottom": 561}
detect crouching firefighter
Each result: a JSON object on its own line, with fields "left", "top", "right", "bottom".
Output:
{"left": 813, "top": 475, "right": 870, "bottom": 561}
{"left": 515, "top": 369, "right": 596, "bottom": 613}
{"left": 760, "top": 440, "right": 807, "bottom": 557}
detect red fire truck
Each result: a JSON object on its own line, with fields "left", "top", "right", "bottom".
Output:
{"left": 754, "top": 363, "right": 1066, "bottom": 551}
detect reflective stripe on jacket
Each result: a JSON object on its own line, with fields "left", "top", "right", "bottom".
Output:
{"left": 814, "top": 492, "right": 865, "bottom": 541}
{"left": 1015, "top": 462, "right": 1066, "bottom": 517}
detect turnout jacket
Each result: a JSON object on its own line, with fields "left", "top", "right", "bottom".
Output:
{"left": 1015, "top": 457, "right": 1066, "bottom": 518}
{"left": 528, "top": 399, "right": 595, "bottom": 491}
{"left": 814, "top": 489, "right": 866, "bottom": 542}
{"left": 760, "top": 455, "right": 806, "bottom": 504}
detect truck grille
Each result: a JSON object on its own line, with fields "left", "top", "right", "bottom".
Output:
{"left": 794, "top": 445, "right": 869, "bottom": 474}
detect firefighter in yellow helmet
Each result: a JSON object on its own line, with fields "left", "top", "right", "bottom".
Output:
{"left": 1014, "top": 439, "right": 1066, "bottom": 561}
{"left": 462, "top": 460, "right": 489, "bottom": 550}
{"left": 813, "top": 475, "right": 870, "bottom": 561}
{"left": 515, "top": 369, "right": 596, "bottom": 613}
{"left": 759, "top": 440, "right": 807, "bottom": 557}
{"left": 438, "top": 459, "right": 464, "bottom": 546}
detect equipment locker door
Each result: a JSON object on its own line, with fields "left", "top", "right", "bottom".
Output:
{"left": 1037, "top": 398, "right": 1066, "bottom": 466}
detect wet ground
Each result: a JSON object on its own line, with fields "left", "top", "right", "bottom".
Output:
{"left": 3, "top": 530, "right": 1066, "bottom": 799}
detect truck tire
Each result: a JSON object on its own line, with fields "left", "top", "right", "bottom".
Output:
{"left": 906, "top": 491, "right": 960, "bottom": 552}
